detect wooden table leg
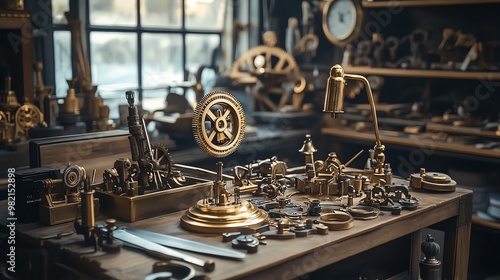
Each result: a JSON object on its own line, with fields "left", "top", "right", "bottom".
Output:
{"left": 410, "top": 229, "right": 423, "bottom": 280}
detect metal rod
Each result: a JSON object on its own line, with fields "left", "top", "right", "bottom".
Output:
{"left": 345, "top": 73, "right": 382, "bottom": 146}
{"left": 344, "top": 150, "right": 364, "bottom": 167}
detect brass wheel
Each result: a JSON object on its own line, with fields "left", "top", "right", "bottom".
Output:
{"left": 15, "top": 103, "right": 43, "bottom": 130}
{"left": 150, "top": 143, "right": 173, "bottom": 189}
{"left": 192, "top": 90, "right": 245, "bottom": 158}
{"left": 230, "top": 45, "right": 306, "bottom": 112}
{"left": 63, "top": 164, "right": 87, "bottom": 189}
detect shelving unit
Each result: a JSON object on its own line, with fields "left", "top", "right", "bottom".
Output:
{"left": 322, "top": 127, "right": 500, "bottom": 160}
{"left": 322, "top": 0, "right": 500, "bottom": 253}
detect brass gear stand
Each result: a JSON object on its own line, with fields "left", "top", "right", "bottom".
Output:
{"left": 181, "top": 91, "right": 269, "bottom": 233}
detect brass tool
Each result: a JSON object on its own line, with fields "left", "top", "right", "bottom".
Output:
{"left": 74, "top": 175, "right": 98, "bottom": 246}
{"left": 324, "top": 64, "right": 389, "bottom": 184}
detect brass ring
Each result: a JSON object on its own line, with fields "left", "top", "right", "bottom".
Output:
{"left": 319, "top": 211, "right": 354, "bottom": 231}
{"left": 347, "top": 205, "right": 380, "bottom": 220}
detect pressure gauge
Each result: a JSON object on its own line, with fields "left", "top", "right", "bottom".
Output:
{"left": 322, "top": 0, "right": 364, "bottom": 46}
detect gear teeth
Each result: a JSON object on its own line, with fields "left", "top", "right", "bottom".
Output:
{"left": 229, "top": 45, "right": 301, "bottom": 80}
{"left": 150, "top": 143, "right": 173, "bottom": 175}
{"left": 15, "top": 104, "right": 43, "bottom": 129}
{"left": 192, "top": 90, "right": 245, "bottom": 158}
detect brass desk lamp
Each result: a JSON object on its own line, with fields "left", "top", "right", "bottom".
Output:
{"left": 324, "top": 64, "right": 389, "bottom": 183}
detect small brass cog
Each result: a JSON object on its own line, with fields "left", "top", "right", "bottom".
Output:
{"left": 15, "top": 103, "right": 43, "bottom": 130}
{"left": 192, "top": 90, "right": 245, "bottom": 158}
{"left": 150, "top": 143, "right": 174, "bottom": 189}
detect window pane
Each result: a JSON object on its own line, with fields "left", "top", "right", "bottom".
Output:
{"left": 89, "top": 0, "right": 137, "bottom": 27}
{"left": 185, "top": 34, "right": 219, "bottom": 73}
{"left": 186, "top": 34, "right": 219, "bottom": 94}
{"left": 90, "top": 32, "right": 138, "bottom": 88}
{"left": 53, "top": 31, "right": 71, "bottom": 96}
{"left": 141, "top": 0, "right": 181, "bottom": 28}
{"left": 185, "top": 0, "right": 226, "bottom": 30}
{"left": 52, "top": 0, "right": 69, "bottom": 24}
{"left": 142, "top": 89, "right": 168, "bottom": 113}
{"left": 142, "top": 33, "right": 183, "bottom": 87}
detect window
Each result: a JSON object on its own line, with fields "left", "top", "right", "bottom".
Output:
{"left": 87, "top": 0, "right": 227, "bottom": 119}
{"left": 51, "top": 0, "right": 72, "bottom": 97}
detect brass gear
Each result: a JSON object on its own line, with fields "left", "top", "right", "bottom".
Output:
{"left": 15, "top": 103, "right": 44, "bottom": 130}
{"left": 229, "top": 45, "right": 306, "bottom": 111}
{"left": 150, "top": 143, "right": 173, "bottom": 189}
{"left": 192, "top": 90, "right": 245, "bottom": 158}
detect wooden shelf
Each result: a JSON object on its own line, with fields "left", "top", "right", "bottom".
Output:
{"left": 343, "top": 66, "right": 500, "bottom": 80}
{"left": 321, "top": 127, "right": 500, "bottom": 159}
{"left": 362, "top": 0, "right": 500, "bottom": 8}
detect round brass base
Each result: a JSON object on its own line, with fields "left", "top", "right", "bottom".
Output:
{"left": 180, "top": 199, "right": 269, "bottom": 233}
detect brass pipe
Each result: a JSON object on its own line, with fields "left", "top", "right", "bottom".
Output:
{"left": 344, "top": 73, "right": 381, "bottom": 147}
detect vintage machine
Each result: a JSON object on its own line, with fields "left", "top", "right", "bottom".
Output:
{"left": 15, "top": 166, "right": 61, "bottom": 223}
{"left": 95, "top": 91, "right": 212, "bottom": 222}
{"left": 233, "top": 156, "right": 289, "bottom": 199}
{"left": 0, "top": 76, "right": 46, "bottom": 147}
{"left": 322, "top": 64, "right": 456, "bottom": 192}
{"left": 38, "top": 164, "right": 100, "bottom": 225}
{"left": 324, "top": 64, "right": 390, "bottom": 185}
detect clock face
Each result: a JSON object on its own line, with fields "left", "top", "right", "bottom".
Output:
{"left": 323, "top": 0, "right": 361, "bottom": 46}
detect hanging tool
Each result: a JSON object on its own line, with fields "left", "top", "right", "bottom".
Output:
{"left": 113, "top": 229, "right": 215, "bottom": 272}
{"left": 124, "top": 228, "right": 246, "bottom": 260}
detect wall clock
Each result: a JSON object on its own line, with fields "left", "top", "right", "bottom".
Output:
{"left": 322, "top": 0, "right": 364, "bottom": 46}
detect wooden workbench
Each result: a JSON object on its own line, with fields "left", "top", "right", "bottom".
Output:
{"left": 5, "top": 187, "right": 472, "bottom": 280}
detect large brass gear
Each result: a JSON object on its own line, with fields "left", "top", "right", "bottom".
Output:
{"left": 192, "top": 90, "right": 245, "bottom": 158}
{"left": 229, "top": 45, "right": 306, "bottom": 112}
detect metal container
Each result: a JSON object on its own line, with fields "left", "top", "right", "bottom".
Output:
{"left": 95, "top": 177, "right": 212, "bottom": 222}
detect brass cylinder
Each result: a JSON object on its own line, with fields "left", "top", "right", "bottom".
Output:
{"left": 80, "top": 190, "right": 95, "bottom": 228}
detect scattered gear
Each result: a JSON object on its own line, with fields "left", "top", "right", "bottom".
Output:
{"left": 192, "top": 90, "right": 245, "bottom": 158}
